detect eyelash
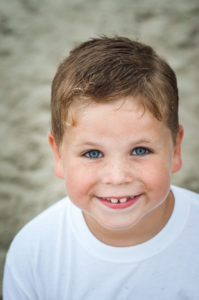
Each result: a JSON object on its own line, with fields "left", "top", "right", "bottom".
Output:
{"left": 83, "top": 150, "right": 103, "bottom": 159}
{"left": 82, "top": 147, "right": 152, "bottom": 159}
{"left": 131, "top": 147, "right": 152, "bottom": 156}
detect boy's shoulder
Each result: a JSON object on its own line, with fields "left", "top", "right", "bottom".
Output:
{"left": 24, "top": 196, "right": 69, "bottom": 230}
{"left": 8, "top": 197, "right": 70, "bottom": 253}
{"left": 172, "top": 185, "right": 199, "bottom": 230}
{"left": 172, "top": 185, "right": 199, "bottom": 205}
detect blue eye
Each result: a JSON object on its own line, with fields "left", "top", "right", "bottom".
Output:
{"left": 132, "top": 147, "right": 150, "bottom": 156}
{"left": 84, "top": 150, "right": 103, "bottom": 159}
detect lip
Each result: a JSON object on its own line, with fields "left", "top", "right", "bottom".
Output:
{"left": 96, "top": 194, "right": 142, "bottom": 210}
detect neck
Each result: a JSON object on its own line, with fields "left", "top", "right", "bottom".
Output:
{"left": 83, "top": 191, "right": 174, "bottom": 247}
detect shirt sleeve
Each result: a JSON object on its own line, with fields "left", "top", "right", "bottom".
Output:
{"left": 3, "top": 230, "right": 38, "bottom": 300}
{"left": 3, "top": 260, "right": 32, "bottom": 300}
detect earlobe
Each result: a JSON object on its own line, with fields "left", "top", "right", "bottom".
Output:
{"left": 171, "top": 125, "right": 184, "bottom": 173}
{"left": 48, "top": 132, "right": 64, "bottom": 179}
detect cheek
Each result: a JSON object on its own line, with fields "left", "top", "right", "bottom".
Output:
{"left": 140, "top": 159, "right": 171, "bottom": 197}
{"left": 63, "top": 161, "right": 97, "bottom": 204}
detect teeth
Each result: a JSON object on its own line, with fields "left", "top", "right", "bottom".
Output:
{"left": 119, "top": 197, "right": 128, "bottom": 203}
{"left": 110, "top": 198, "right": 119, "bottom": 203}
{"left": 103, "top": 197, "right": 129, "bottom": 203}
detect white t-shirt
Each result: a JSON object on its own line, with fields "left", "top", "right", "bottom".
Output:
{"left": 3, "top": 186, "right": 199, "bottom": 299}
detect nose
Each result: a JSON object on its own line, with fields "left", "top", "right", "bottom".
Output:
{"left": 102, "top": 159, "right": 134, "bottom": 185}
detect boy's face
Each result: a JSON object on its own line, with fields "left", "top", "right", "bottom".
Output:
{"left": 49, "top": 97, "right": 183, "bottom": 246}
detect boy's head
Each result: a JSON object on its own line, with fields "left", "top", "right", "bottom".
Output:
{"left": 51, "top": 36, "right": 179, "bottom": 147}
{"left": 49, "top": 36, "right": 184, "bottom": 245}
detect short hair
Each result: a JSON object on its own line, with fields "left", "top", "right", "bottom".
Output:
{"left": 51, "top": 36, "right": 179, "bottom": 146}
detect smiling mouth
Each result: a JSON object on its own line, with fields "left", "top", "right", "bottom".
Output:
{"left": 96, "top": 194, "right": 141, "bottom": 209}
{"left": 100, "top": 196, "right": 133, "bottom": 204}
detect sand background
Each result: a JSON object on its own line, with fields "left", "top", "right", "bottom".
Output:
{"left": 0, "top": 0, "right": 199, "bottom": 295}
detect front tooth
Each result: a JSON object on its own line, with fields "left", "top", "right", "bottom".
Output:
{"left": 119, "top": 197, "right": 128, "bottom": 203}
{"left": 110, "top": 198, "right": 119, "bottom": 203}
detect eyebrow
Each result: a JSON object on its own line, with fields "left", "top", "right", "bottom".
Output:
{"left": 132, "top": 139, "right": 153, "bottom": 144}
{"left": 74, "top": 138, "right": 153, "bottom": 148}
{"left": 74, "top": 141, "right": 102, "bottom": 148}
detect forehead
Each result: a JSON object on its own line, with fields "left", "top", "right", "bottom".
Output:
{"left": 67, "top": 96, "right": 145, "bottom": 126}
{"left": 63, "top": 96, "right": 170, "bottom": 142}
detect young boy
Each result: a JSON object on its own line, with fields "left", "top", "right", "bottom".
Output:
{"left": 3, "top": 36, "right": 199, "bottom": 299}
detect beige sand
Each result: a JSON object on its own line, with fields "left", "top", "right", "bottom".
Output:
{"left": 0, "top": 0, "right": 199, "bottom": 295}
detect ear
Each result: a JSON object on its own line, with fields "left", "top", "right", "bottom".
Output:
{"left": 171, "top": 125, "right": 184, "bottom": 173}
{"left": 48, "top": 132, "right": 64, "bottom": 179}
